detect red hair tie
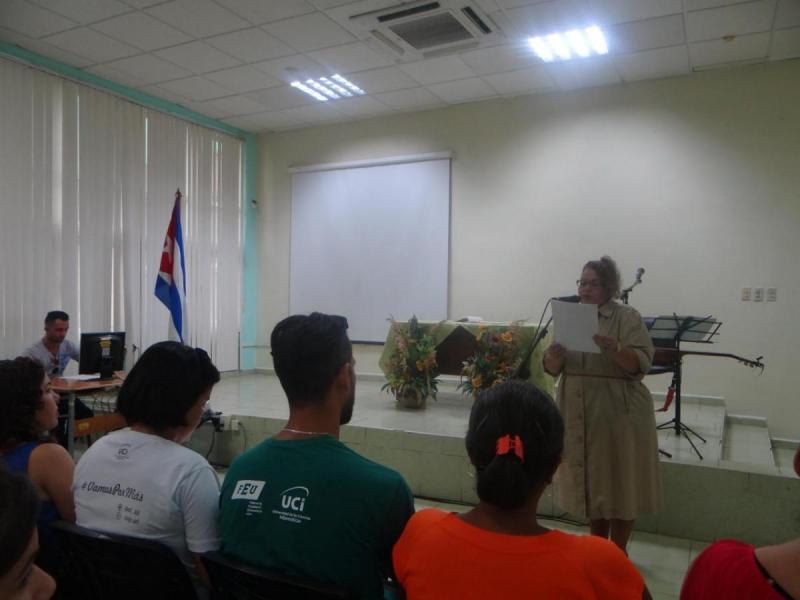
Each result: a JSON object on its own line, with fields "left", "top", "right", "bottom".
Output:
{"left": 496, "top": 434, "right": 524, "bottom": 462}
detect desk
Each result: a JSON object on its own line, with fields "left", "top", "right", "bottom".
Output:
{"left": 379, "top": 321, "right": 553, "bottom": 396}
{"left": 52, "top": 375, "right": 125, "bottom": 456}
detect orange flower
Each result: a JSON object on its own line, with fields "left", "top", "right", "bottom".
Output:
{"left": 472, "top": 375, "right": 482, "bottom": 389}
{"left": 416, "top": 359, "right": 425, "bottom": 371}
{"left": 501, "top": 331, "right": 513, "bottom": 343}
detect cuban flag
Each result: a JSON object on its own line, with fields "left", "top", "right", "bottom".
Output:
{"left": 155, "top": 190, "right": 187, "bottom": 342}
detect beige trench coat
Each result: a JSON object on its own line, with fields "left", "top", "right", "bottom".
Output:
{"left": 554, "top": 301, "right": 663, "bottom": 520}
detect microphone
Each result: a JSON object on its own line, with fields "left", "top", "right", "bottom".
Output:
{"left": 552, "top": 294, "right": 580, "bottom": 303}
{"left": 635, "top": 267, "right": 645, "bottom": 284}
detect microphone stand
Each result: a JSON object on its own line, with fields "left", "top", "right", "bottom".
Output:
{"left": 620, "top": 275, "right": 643, "bottom": 305}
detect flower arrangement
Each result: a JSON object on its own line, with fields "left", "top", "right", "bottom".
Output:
{"left": 382, "top": 316, "right": 440, "bottom": 405}
{"left": 458, "top": 325, "right": 521, "bottom": 395}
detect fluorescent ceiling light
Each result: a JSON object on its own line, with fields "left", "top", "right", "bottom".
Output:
{"left": 291, "top": 74, "right": 366, "bottom": 102}
{"left": 528, "top": 26, "right": 608, "bottom": 62}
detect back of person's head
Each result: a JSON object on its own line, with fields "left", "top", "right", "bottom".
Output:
{"left": 44, "top": 311, "right": 69, "bottom": 326}
{"left": 116, "top": 341, "right": 220, "bottom": 433}
{"left": 0, "top": 468, "right": 55, "bottom": 599}
{"left": 270, "top": 313, "right": 352, "bottom": 406}
{"left": 466, "top": 380, "right": 564, "bottom": 510}
{"left": 0, "top": 358, "right": 46, "bottom": 450}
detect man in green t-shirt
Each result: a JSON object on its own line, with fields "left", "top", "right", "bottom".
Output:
{"left": 219, "top": 313, "right": 414, "bottom": 600}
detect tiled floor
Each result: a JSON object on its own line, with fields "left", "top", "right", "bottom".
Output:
{"left": 413, "top": 498, "right": 701, "bottom": 600}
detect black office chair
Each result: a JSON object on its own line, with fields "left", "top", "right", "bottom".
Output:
{"left": 50, "top": 521, "right": 198, "bottom": 600}
{"left": 200, "top": 552, "right": 352, "bottom": 600}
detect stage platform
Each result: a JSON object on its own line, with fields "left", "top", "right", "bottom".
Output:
{"left": 188, "top": 371, "right": 799, "bottom": 547}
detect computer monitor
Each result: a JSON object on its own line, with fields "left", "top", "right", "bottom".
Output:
{"left": 79, "top": 332, "right": 126, "bottom": 379}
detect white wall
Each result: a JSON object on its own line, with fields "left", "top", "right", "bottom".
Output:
{"left": 255, "top": 60, "right": 800, "bottom": 438}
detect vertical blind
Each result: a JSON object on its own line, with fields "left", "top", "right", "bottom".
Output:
{"left": 0, "top": 57, "right": 242, "bottom": 371}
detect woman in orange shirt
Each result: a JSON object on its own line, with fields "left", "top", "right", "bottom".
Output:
{"left": 393, "top": 380, "right": 651, "bottom": 600}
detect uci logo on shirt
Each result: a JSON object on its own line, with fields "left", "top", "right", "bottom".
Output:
{"left": 280, "top": 486, "right": 309, "bottom": 512}
{"left": 231, "top": 480, "right": 265, "bottom": 500}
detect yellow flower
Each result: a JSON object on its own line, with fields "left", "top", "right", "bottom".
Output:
{"left": 472, "top": 375, "right": 482, "bottom": 389}
{"left": 416, "top": 359, "right": 425, "bottom": 371}
{"left": 501, "top": 331, "right": 513, "bottom": 343}
{"left": 479, "top": 324, "right": 489, "bottom": 331}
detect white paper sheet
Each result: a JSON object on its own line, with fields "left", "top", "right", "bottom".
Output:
{"left": 552, "top": 300, "right": 600, "bottom": 353}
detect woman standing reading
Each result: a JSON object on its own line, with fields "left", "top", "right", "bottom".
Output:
{"left": 543, "top": 255, "right": 662, "bottom": 552}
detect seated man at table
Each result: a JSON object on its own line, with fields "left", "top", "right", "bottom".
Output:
{"left": 219, "top": 313, "right": 414, "bottom": 600}
{"left": 23, "top": 310, "right": 93, "bottom": 446}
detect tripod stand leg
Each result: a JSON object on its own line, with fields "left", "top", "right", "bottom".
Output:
{"left": 681, "top": 428, "right": 704, "bottom": 460}
{"left": 678, "top": 422, "right": 707, "bottom": 444}
{"left": 659, "top": 448, "right": 672, "bottom": 458}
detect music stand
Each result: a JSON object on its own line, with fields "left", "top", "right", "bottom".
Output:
{"left": 648, "top": 315, "right": 720, "bottom": 460}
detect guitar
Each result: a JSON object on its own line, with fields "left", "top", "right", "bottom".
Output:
{"left": 652, "top": 347, "right": 764, "bottom": 373}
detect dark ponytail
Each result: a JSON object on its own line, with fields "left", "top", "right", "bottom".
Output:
{"left": 466, "top": 381, "right": 563, "bottom": 509}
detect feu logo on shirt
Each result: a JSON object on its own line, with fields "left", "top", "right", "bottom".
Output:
{"left": 231, "top": 480, "right": 265, "bottom": 500}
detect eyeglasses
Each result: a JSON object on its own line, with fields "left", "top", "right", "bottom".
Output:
{"left": 576, "top": 279, "right": 603, "bottom": 289}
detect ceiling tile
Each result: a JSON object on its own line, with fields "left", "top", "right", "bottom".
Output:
{"left": 159, "top": 75, "right": 234, "bottom": 101}
{"left": 308, "top": 42, "right": 393, "bottom": 73}
{"left": 689, "top": 32, "right": 770, "bottom": 66}
{"left": 770, "top": 26, "right": 800, "bottom": 60}
{"left": 180, "top": 100, "right": 231, "bottom": 118}
{"left": 331, "top": 95, "right": 394, "bottom": 117}
{"left": 138, "top": 84, "right": 191, "bottom": 104}
{"left": 119, "top": 0, "right": 163, "bottom": 7}
{"left": 613, "top": 44, "right": 690, "bottom": 81}
{"left": 504, "top": 0, "right": 598, "bottom": 36}
{"left": 483, "top": 64, "right": 555, "bottom": 95}
{"left": 399, "top": 55, "right": 476, "bottom": 85}
{"left": 685, "top": 0, "right": 755, "bottom": 10}
{"left": 608, "top": 14, "right": 685, "bottom": 53}
{"left": 251, "top": 54, "right": 328, "bottom": 83}
{"left": 100, "top": 54, "right": 192, "bottom": 84}
{"left": 590, "top": 0, "right": 683, "bottom": 25}
{"left": 204, "top": 65, "right": 282, "bottom": 92}
{"left": 145, "top": 0, "right": 249, "bottom": 38}
{"left": 774, "top": 0, "right": 800, "bottom": 28}
{"left": 311, "top": 0, "right": 367, "bottom": 7}
{"left": 496, "top": 0, "right": 548, "bottom": 7}
{"left": 91, "top": 12, "right": 191, "bottom": 51}
{"left": 460, "top": 43, "right": 542, "bottom": 75}
{"left": 280, "top": 103, "right": 345, "bottom": 124}
{"left": 548, "top": 56, "right": 622, "bottom": 90}
{"left": 155, "top": 41, "right": 241, "bottom": 74}
{"left": 224, "top": 110, "right": 306, "bottom": 131}
{"left": 198, "top": 94, "right": 267, "bottom": 116}
{"left": 428, "top": 77, "right": 497, "bottom": 103}
{"left": 43, "top": 27, "right": 139, "bottom": 62}
{"left": 0, "top": 27, "right": 95, "bottom": 66}
{"left": 0, "top": 0, "right": 77, "bottom": 38}
{"left": 244, "top": 85, "right": 318, "bottom": 110}
{"left": 30, "top": 0, "right": 132, "bottom": 24}
{"left": 343, "top": 66, "right": 418, "bottom": 93}
{"left": 87, "top": 63, "right": 149, "bottom": 87}
{"left": 214, "top": 0, "right": 315, "bottom": 24}
{"left": 262, "top": 12, "right": 355, "bottom": 52}
{"left": 687, "top": 0, "right": 777, "bottom": 42}
{"left": 374, "top": 87, "right": 445, "bottom": 110}
{"left": 206, "top": 28, "right": 294, "bottom": 63}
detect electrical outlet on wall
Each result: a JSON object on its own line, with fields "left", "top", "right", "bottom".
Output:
{"left": 753, "top": 287, "right": 764, "bottom": 302}
{"left": 741, "top": 287, "right": 751, "bottom": 301}
{"left": 767, "top": 287, "right": 777, "bottom": 302}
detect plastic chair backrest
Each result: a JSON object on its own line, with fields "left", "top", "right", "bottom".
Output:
{"left": 50, "top": 520, "right": 198, "bottom": 600}
{"left": 200, "top": 552, "right": 352, "bottom": 600}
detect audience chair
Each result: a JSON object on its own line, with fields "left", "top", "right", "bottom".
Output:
{"left": 50, "top": 521, "right": 198, "bottom": 600}
{"left": 200, "top": 552, "right": 352, "bottom": 600}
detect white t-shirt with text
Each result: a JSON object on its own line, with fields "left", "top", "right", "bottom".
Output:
{"left": 73, "top": 429, "right": 220, "bottom": 593}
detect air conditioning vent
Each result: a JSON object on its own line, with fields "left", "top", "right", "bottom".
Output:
{"left": 377, "top": 2, "right": 441, "bottom": 23}
{"left": 348, "top": 0, "right": 505, "bottom": 62}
